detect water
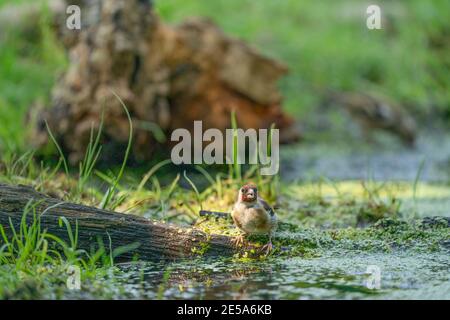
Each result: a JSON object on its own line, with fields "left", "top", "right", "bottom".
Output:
{"left": 281, "top": 132, "right": 450, "bottom": 183}
{"left": 114, "top": 249, "right": 449, "bottom": 299}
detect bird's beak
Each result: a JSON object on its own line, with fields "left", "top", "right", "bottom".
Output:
{"left": 246, "top": 190, "right": 255, "bottom": 201}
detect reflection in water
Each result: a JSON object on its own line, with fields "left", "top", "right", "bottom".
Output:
{"left": 114, "top": 250, "right": 450, "bottom": 299}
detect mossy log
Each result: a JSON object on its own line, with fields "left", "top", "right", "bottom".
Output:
{"left": 0, "top": 183, "right": 253, "bottom": 261}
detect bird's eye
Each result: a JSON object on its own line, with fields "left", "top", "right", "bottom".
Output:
{"left": 241, "top": 188, "right": 245, "bottom": 192}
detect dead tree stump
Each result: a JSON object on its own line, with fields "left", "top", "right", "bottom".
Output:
{"left": 27, "top": 0, "right": 299, "bottom": 164}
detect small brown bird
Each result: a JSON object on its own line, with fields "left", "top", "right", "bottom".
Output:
{"left": 231, "top": 184, "right": 277, "bottom": 253}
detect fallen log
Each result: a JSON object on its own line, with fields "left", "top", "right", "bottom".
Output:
{"left": 0, "top": 183, "right": 253, "bottom": 261}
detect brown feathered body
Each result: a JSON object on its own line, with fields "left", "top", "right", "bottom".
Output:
{"left": 231, "top": 185, "right": 277, "bottom": 237}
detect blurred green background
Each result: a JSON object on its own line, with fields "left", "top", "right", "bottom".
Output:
{"left": 0, "top": 0, "right": 449, "bottom": 154}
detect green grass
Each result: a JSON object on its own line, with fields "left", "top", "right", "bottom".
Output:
{"left": 0, "top": 1, "right": 67, "bottom": 154}
{"left": 157, "top": 0, "right": 450, "bottom": 120}
{"left": 97, "top": 91, "right": 134, "bottom": 211}
{"left": 0, "top": 200, "right": 119, "bottom": 299}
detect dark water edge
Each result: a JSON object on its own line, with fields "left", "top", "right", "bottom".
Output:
{"left": 61, "top": 248, "right": 448, "bottom": 300}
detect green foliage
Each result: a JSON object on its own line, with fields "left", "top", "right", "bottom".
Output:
{"left": 45, "top": 121, "right": 70, "bottom": 176}
{"left": 229, "top": 110, "right": 241, "bottom": 182}
{"left": 78, "top": 113, "right": 104, "bottom": 194}
{"left": 98, "top": 91, "right": 133, "bottom": 211}
{"left": 183, "top": 170, "right": 203, "bottom": 214}
{"left": 0, "top": 201, "right": 104, "bottom": 298}
{"left": 158, "top": 0, "right": 450, "bottom": 119}
{"left": 0, "top": 1, "right": 67, "bottom": 154}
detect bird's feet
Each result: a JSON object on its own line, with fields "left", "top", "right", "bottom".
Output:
{"left": 260, "top": 241, "right": 273, "bottom": 255}
{"left": 231, "top": 234, "right": 246, "bottom": 248}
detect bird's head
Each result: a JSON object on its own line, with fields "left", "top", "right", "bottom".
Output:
{"left": 238, "top": 183, "right": 258, "bottom": 203}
